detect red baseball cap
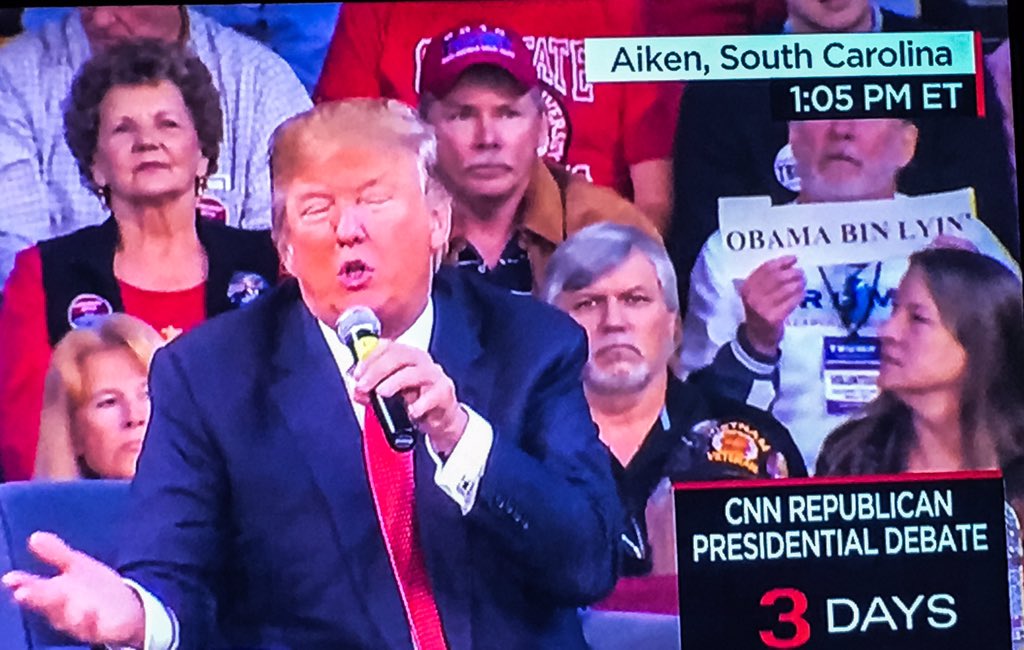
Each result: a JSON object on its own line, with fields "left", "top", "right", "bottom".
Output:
{"left": 420, "top": 23, "right": 538, "bottom": 98}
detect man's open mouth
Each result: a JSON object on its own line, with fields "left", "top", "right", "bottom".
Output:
{"left": 338, "top": 260, "right": 374, "bottom": 289}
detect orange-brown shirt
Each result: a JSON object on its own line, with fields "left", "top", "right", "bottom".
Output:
{"left": 446, "top": 160, "right": 660, "bottom": 296}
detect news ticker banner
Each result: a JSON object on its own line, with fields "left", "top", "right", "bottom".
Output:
{"left": 584, "top": 31, "right": 983, "bottom": 118}
{"left": 674, "top": 472, "right": 1012, "bottom": 650}
{"left": 716, "top": 188, "right": 977, "bottom": 279}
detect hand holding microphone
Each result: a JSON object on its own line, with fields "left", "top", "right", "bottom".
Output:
{"left": 337, "top": 307, "right": 469, "bottom": 456}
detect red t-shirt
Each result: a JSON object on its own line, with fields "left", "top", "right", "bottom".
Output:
{"left": 314, "top": 0, "right": 683, "bottom": 199}
{"left": 0, "top": 246, "right": 206, "bottom": 481}
{"left": 644, "top": 0, "right": 787, "bottom": 37}
{"left": 592, "top": 574, "right": 679, "bottom": 615}
{"left": 119, "top": 278, "right": 206, "bottom": 342}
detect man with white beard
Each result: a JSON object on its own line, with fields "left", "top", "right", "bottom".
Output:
{"left": 542, "top": 222, "right": 805, "bottom": 580}
{"left": 681, "top": 117, "right": 1017, "bottom": 471}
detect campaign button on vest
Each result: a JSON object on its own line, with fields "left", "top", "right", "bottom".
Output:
{"left": 227, "top": 271, "right": 270, "bottom": 307}
{"left": 67, "top": 293, "right": 114, "bottom": 330}
{"left": 197, "top": 194, "right": 229, "bottom": 223}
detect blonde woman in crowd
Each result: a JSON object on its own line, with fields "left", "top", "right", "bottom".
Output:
{"left": 34, "top": 313, "right": 164, "bottom": 481}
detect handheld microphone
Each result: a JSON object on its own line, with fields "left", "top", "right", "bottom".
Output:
{"left": 335, "top": 306, "right": 418, "bottom": 452}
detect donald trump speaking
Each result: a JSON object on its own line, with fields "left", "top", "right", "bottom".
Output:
{"left": 3, "top": 99, "right": 622, "bottom": 650}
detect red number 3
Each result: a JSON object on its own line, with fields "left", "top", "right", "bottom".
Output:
{"left": 759, "top": 588, "right": 811, "bottom": 648}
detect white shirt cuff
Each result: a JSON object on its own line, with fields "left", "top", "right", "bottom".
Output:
{"left": 110, "top": 579, "right": 178, "bottom": 650}
{"left": 730, "top": 337, "right": 777, "bottom": 376}
{"left": 426, "top": 404, "right": 494, "bottom": 515}
{"left": 730, "top": 338, "right": 778, "bottom": 410}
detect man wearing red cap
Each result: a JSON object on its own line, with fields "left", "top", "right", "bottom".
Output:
{"left": 418, "top": 23, "right": 657, "bottom": 298}
{"left": 314, "top": 1, "right": 680, "bottom": 231}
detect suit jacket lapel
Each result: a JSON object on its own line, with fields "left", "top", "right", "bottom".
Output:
{"left": 267, "top": 290, "right": 410, "bottom": 647}
{"left": 416, "top": 272, "right": 491, "bottom": 650}
{"left": 429, "top": 270, "right": 488, "bottom": 412}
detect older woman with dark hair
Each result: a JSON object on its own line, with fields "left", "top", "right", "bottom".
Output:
{"left": 816, "top": 248, "right": 1024, "bottom": 477}
{"left": 0, "top": 39, "right": 279, "bottom": 481}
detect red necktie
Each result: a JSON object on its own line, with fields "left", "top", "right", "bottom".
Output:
{"left": 362, "top": 407, "right": 448, "bottom": 650}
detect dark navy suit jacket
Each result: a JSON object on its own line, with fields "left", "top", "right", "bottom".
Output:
{"left": 116, "top": 268, "right": 622, "bottom": 649}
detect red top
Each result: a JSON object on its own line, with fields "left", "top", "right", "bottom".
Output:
{"left": 118, "top": 276, "right": 206, "bottom": 342}
{"left": 592, "top": 574, "right": 680, "bottom": 615}
{"left": 644, "top": 0, "right": 786, "bottom": 37}
{"left": 313, "top": 0, "right": 683, "bottom": 199}
{"left": 0, "top": 246, "right": 206, "bottom": 481}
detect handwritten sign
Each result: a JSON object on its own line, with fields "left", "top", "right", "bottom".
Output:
{"left": 717, "top": 189, "right": 978, "bottom": 279}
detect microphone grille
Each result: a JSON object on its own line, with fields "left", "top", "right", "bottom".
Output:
{"left": 335, "top": 306, "right": 381, "bottom": 344}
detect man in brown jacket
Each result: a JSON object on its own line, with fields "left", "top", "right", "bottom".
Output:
{"left": 418, "top": 22, "right": 657, "bottom": 296}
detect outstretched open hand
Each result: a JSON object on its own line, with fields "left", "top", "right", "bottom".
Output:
{"left": 2, "top": 531, "right": 145, "bottom": 648}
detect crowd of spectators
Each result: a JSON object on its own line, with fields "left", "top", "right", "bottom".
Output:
{"left": 0, "top": 0, "right": 1020, "bottom": 637}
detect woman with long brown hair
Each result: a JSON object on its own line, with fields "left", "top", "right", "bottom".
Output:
{"left": 816, "top": 247, "right": 1024, "bottom": 476}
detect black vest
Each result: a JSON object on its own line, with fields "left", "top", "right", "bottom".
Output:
{"left": 615, "top": 375, "right": 808, "bottom": 576}
{"left": 38, "top": 217, "right": 279, "bottom": 346}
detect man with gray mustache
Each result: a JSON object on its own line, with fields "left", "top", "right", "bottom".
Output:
{"left": 417, "top": 22, "right": 656, "bottom": 298}
{"left": 542, "top": 222, "right": 806, "bottom": 585}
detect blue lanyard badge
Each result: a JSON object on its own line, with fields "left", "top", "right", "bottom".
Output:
{"left": 822, "top": 336, "right": 881, "bottom": 416}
